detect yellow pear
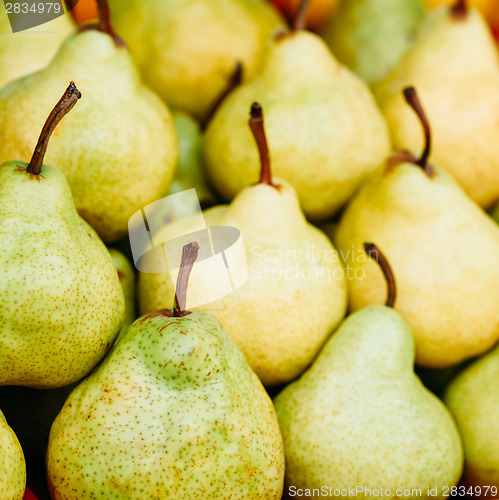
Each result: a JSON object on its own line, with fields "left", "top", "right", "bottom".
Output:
{"left": 274, "top": 245, "right": 463, "bottom": 496}
{"left": 0, "top": 6, "right": 72, "bottom": 90}
{"left": 139, "top": 103, "right": 347, "bottom": 386}
{"left": 334, "top": 87, "right": 499, "bottom": 368}
{"left": 107, "top": 0, "right": 284, "bottom": 123}
{"left": 375, "top": 0, "right": 499, "bottom": 208}
{"left": 0, "top": 0, "right": 177, "bottom": 242}
{"left": 203, "top": 20, "right": 391, "bottom": 222}
{"left": 0, "top": 410, "right": 25, "bottom": 500}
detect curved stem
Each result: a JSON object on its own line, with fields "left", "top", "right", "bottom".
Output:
{"left": 249, "top": 102, "right": 277, "bottom": 187}
{"left": 450, "top": 0, "right": 468, "bottom": 20}
{"left": 202, "top": 61, "right": 244, "bottom": 130}
{"left": 27, "top": 82, "right": 81, "bottom": 176}
{"left": 403, "top": 86, "right": 433, "bottom": 177}
{"left": 363, "top": 243, "right": 396, "bottom": 308}
{"left": 293, "top": 0, "right": 311, "bottom": 31}
{"left": 93, "top": 0, "right": 125, "bottom": 46}
{"left": 173, "top": 242, "right": 200, "bottom": 317}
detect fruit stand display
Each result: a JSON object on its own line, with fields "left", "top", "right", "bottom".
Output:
{"left": 1, "top": 0, "right": 499, "bottom": 498}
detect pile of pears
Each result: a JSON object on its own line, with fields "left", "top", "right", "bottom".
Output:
{"left": 1, "top": 0, "right": 499, "bottom": 498}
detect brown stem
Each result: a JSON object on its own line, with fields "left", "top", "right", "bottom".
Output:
{"left": 249, "top": 103, "right": 277, "bottom": 187}
{"left": 202, "top": 61, "right": 244, "bottom": 130}
{"left": 293, "top": 0, "right": 311, "bottom": 31}
{"left": 450, "top": 0, "right": 468, "bottom": 20}
{"left": 77, "top": 0, "right": 125, "bottom": 46}
{"left": 173, "top": 242, "right": 200, "bottom": 317}
{"left": 363, "top": 243, "right": 396, "bottom": 308}
{"left": 26, "top": 82, "right": 81, "bottom": 176}
{"left": 403, "top": 87, "right": 434, "bottom": 177}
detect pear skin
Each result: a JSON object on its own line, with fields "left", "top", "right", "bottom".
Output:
{"left": 47, "top": 310, "right": 285, "bottom": 499}
{"left": 203, "top": 30, "right": 391, "bottom": 221}
{"left": 274, "top": 306, "right": 463, "bottom": 496}
{"left": 0, "top": 410, "right": 26, "bottom": 500}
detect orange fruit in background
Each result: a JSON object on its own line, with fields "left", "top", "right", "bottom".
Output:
{"left": 65, "top": 0, "right": 98, "bottom": 24}
{"left": 422, "top": 0, "right": 499, "bottom": 32}
{"left": 271, "top": 0, "right": 340, "bottom": 31}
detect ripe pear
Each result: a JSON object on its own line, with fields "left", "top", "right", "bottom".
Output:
{"left": 0, "top": 82, "right": 125, "bottom": 388}
{"left": 140, "top": 103, "right": 348, "bottom": 386}
{"left": 203, "top": 17, "right": 391, "bottom": 222}
{"left": 47, "top": 242, "right": 285, "bottom": 499}
{"left": 274, "top": 244, "right": 463, "bottom": 495}
{"left": 0, "top": 0, "right": 178, "bottom": 242}
{"left": 334, "top": 87, "right": 499, "bottom": 368}
{"left": 0, "top": 410, "right": 26, "bottom": 500}
{"left": 320, "top": 0, "right": 424, "bottom": 85}
{"left": 109, "top": 248, "right": 136, "bottom": 333}
{"left": 0, "top": 6, "right": 73, "bottom": 90}
{"left": 374, "top": 0, "right": 499, "bottom": 208}
{"left": 107, "top": 0, "right": 284, "bottom": 123}
{"left": 445, "top": 346, "right": 499, "bottom": 491}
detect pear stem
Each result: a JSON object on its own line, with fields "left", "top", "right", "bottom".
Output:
{"left": 364, "top": 243, "right": 396, "bottom": 308}
{"left": 92, "top": 0, "right": 125, "bottom": 46}
{"left": 403, "top": 87, "right": 433, "bottom": 177}
{"left": 26, "top": 82, "right": 81, "bottom": 176}
{"left": 249, "top": 103, "right": 277, "bottom": 187}
{"left": 293, "top": 0, "right": 311, "bottom": 31}
{"left": 202, "top": 61, "right": 244, "bottom": 130}
{"left": 173, "top": 242, "right": 200, "bottom": 317}
{"left": 450, "top": 0, "right": 468, "bottom": 19}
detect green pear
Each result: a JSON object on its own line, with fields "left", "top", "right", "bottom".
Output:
{"left": 492, "top": 203, "right": 499, "bottom": 224}
{"left": 274, "top": 244, "right": 463, "bottom": 495}
{"left": 203, "top": 23, "right": 391, "bottom": 221}
{"left": 140, "top": 103, "right": 348, "bottom": 386}
{"left": 0, "top": 0, "right": 178, "bottom": 242}
{"left": 320, "top": 0, "right": 424, "bottom": 85}
{"left": 107, "top": 0, "right": 284, "bottom": 123}
{"left": 109, "top": 248, "right": 136, "bottom": 332}
{"left": 334, "top": 87, "right": 499, "bottom": 368}
{"left": 445, "top": 346, "right": 499, "bottom": 492}
{"left": 47, "top": 242, "right": 285, "bottom": 499}
{"left": 0, "top": 410, "right": 26, "bottom": 500}
{"left": 374, "top": 0, "right": 499, "bottom": 208}
{"left": 0, "top": 82, "right": 125, "bottom": 388}
{"left": 0, "top": 5, "right": 73, "bottom": 90}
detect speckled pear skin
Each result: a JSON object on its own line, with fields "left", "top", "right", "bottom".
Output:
{"left": 0, "top": 29, "right": 178, "bottom": 242}
{"left": 0, "top": 6, "right": 73, "bottom": 90}
{"left": 0, "top": 162, "right": 125, "bottom": 388}
{"left": 333, "top": 162, "right": 499, "bottom": 368}
{"left": 374, "top": 7, "right": 499, "bottom": 208}
{"left": 274, "top": 306, "right": 463, "bottom": 497}
{"left": 203, "top": 30, "right": 391, "bottom": 222}
{"left": 46, "top": 311, "right": 285, "bottom": 499}
{"left": 0, "top": 409, "right": 26, "bottom": 500}
{"left": 444, "top": 345, "right": 499, "bottom": 490}
{"left": 139, "top": 180, "right": 348, "bottom": 386}
{"left": 109, "top": 248, "right": 136, "bottom": 333}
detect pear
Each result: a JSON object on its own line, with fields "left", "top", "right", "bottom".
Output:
{"left": 0, "top": 82, "right": 125, "bottom": 388}
{"left": 0, "top": 0, "right": 178, "bottom": 242}
{"left": 274, "top": 244, "right": 463, "bottom": 495}
{"left": 445, "top": 346, "right": 499, "bottom": 491}
{"left": 140, "top": 103, "right": 348, "bottom": 386}
{"left": 203, "top": 12, "right": 391, "bottom": 222}
{"left": 374, "top": 0, "right": 499, "bottom": 208}
{"left": 109, "top": 248, "right": 136, "bottom": 333}
{"left": 107, "top": 0, "right": 284, "bottom": 123}
{"left": 0, "top": 5, "right": 73, "bottom": 90}
{"left": 334, "top": 87, "right": 499, "bottom": 368}
{"left": 320, "top": 0, "right": 424, "bottom": 85}
{"left": 0, "top": 410, "right": 26, "bottom": 500}
{"left": 47, "top": 242, "right": 285, "bottom": 499}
